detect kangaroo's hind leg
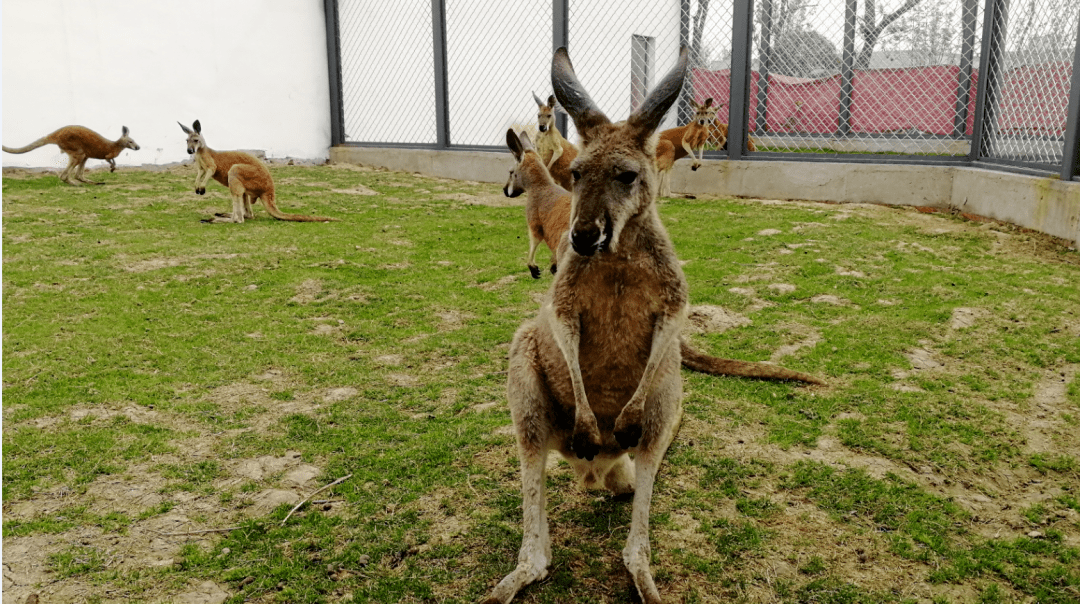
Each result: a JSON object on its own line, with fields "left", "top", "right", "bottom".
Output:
{"left": 58, "top": 154, "right": 81, "bottom": 186}
{"left": 483, "top": 325, "right": 553, "bottom": 604}
{"left": 74, "top": 155, "right": 103, "bottom": 185}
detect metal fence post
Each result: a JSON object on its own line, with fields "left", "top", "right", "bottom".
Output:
{"left": 729, "top": 0, "right": 754, "bottom": 159}
{"left": 554, "top": 0, "right": 569, "bottom": 137}
{"left": 431, "top": 0, "right": 450, "bottom": 148}
{"left": 323, "top": 0, "right": 344, "bottom": 147}
{"left": 838, "top": 0, "right": 857, "bottom": 137}
{"left": 970, "top": 0, "right": 1008, "bottom": 162}
{"left": 754, "top": 0, "right": 772, "bottom": 135}
{"left": 1061, "top": 17, "right": 1080, "bottom": 181}
{"left": 952, "top": 0, "right": 979, "bottom": 139}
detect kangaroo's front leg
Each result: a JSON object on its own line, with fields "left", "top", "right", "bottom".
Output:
{"left": 546, "top": 304, "right": 601, "bottom": 460}
{"left": 683, "top": 137, "right": 701, "bottom": 171}
{"left": 546, "top": 144, "right": 563, "bottom": 170}
{"left": 613, "top": 308, "right": 685, "bottom": 449}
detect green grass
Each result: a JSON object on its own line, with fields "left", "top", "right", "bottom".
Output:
{"left": 3, "top": 164, "right": 1079, "bottom": 603}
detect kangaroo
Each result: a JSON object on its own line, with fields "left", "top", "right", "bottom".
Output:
{"left": 178, "top": 120, "right": 333, "bottom": 223}
{"left": 656, "top": 98, "right": 718, "bottom": 197}
{"left": 531, "top": 92, "right": 577, "bottom": 191}
{"left": 3, "top": 125, "right": 140, "bottom": 185}
{"left": 483, "top": 47, "right": 823, "bottom": 604}
{"left": 504, "top": 128, "right": 572, "bottom": 279}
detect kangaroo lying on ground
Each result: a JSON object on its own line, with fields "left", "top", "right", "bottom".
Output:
{"left": 504, "top": 128, "right": 572, "bottom": 279}
{"left": 178, "top": 120, "right": 333, "bottom": 223}
{"left": 531, "top": 92, "right": 577, "bottom": 190}
{"left": 3, "top": 125, "right": 140, "bottom": 185}
{"left": 484, "top": 47, "right": 823, "bottom": 604}
{"left": 656, "top": 98, "right": 718, "bottom": 197}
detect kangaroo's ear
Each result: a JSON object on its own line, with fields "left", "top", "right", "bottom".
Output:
{"left": 193, "top": 120, "right": 202, "bottom": 134}
{"left": 546, "top": 95, "right": 557, "bottom": 109}
{"left": 178, "top": 121, "right": 193, "bottom": 135}
{"left": 627, "top": 46, "right": 688, "bottom": 141}
{"left": 122, "top": 126, "right": 130, "bottom": 136}
{"left": 532, "top": 92, "right": 544, "bottom": 108}
{"left": 506, "top": 129, "right": 524, "bottom": 161}
{"left": 704, "top": 98, "right": 714, "bottom": 108}
{"left": 518, "top": 130, "right": 535, "bottom": 152}
{"left": 552, "top": 47, "right": 610, "bottom": 143}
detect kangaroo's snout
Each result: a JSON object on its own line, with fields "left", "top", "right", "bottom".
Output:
{"left": 538, "top": 124, "right": 548, "bottom": 132}
{"left": 570, "top": 214, "right": 612, "bottom": 256}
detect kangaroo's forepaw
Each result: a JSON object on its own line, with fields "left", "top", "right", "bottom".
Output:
{"left": 528, "top": 265, "right": 541, "bottom": 279}
{"left": 549, "top": 264, "right": 557, "bottom": 275}
{"left": 196, "top": 187, "right": 206, "bottom": 195}
{"left": 691, "top": 164, "right": 700, "bottom": 171}
{"left": 572, "top": 427, "right": 602, "bottom": 461}
{"left": 614, "top": 407, "right": 644, "bottom": 449}
{"left": 614, "top": 423, "right": 642, "bottom": 449}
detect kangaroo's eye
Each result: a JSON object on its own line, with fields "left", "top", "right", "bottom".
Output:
{"left": 615, "top": 171, "right": 638, "bottom": 185}
{"left": 571, "top": 170, "right": 582, "bottom": 181}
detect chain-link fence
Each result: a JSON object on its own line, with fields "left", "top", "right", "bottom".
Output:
{"left": 329, "top": 0, "right": 1080, "bottom": 178}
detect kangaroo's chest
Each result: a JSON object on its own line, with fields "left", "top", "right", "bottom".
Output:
{"left": 549, "top": 256, "right": 672, "bottom": 410}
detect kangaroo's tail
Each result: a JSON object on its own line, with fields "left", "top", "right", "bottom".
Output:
{"left": 262, "top": 193, "right": 336, "bottom": 222}
{"left": 680, "top": 339, "right": 825, "bottom": 385}
{"left": 3, "top": 137, "right": 51, "bottom": 154}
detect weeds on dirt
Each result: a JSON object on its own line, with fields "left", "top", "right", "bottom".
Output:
{"left": 3, "top": 163, "right": 1079, "bottom": 603}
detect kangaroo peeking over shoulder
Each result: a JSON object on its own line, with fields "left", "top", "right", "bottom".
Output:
{"left": 504, "top": 128, "right": 572, "bottom": 279}
{"left": 3, "top": 125, "right": 140, "bottom": 185}
{"left": 531, "top": 93, "right": 577, "bottom": 191}
{"left": 178, "top": 120, "right": 334, "bottom": 223}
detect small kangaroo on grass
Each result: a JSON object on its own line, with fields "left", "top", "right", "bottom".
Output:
{"left": 3, "top": 125, "right": 140, "bottom": 185}
{"left": 178, "top": 120, "right": 334, "bottom": 223}
{"left": 531, "top": 92, "right": 577, "bottom": 190}
{"left": 503, "top": 128, "right": 572, "bottom": 278}
{"left": 483, "top": 47, "right": 823, "bottom": 604}
{"left": 655, "top": 98, "right": 718, "bottom": 197}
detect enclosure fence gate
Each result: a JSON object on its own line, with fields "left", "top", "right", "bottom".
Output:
{"left": 326, "top": 0, "right": 1080, "bottom": 181}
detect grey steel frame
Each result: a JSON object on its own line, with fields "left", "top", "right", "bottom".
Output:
{"left": 325, "top": 0, "right": 1080, "bottom": 179}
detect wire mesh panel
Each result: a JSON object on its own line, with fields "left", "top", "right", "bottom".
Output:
{"left": 445, "top": 0, "right": 552, "bottom": 147}
{"left": 980, "top": 0, "right": 1080, "bottom": 169}
{"left": 338, "top": 0, "right": 437, "bottom": 144}
{"left": 566, "top": 0, "right": 707, "bottom": 146}
{"left": 743, "top": 0, "right": 985, "bottom": 155}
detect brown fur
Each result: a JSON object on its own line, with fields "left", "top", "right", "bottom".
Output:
{"left": 504, "top": 129, "right": 572, "bottom": 279}
{"left": 484, "top": 47, "right": 824, "bottom": 604}
{"left": 3, "top": 125, "right": 140, "bottom": 185}
{"left": 178, "top": 120, "right": 334, "bottom": 223}
{"left": 531, "top": 93, "right": 578, "bottom": 190}
{"left": 709, "top": 122, "right": 758, "bottom": 152}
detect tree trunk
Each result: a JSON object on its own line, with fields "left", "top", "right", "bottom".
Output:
{"left": 854, "top": 0, "right": 924, "bottom": 69}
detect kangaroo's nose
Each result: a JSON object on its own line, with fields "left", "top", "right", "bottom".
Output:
{"left": 570, "top": 225, "right": 599, "bottom": 256}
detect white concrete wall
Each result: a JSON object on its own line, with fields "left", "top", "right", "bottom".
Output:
{"left": 2, "top": 0, "right": 331, "bottom": 169}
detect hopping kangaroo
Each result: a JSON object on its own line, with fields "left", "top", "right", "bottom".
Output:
{"left": 178, "top": 120, "right": 334, "bottom": 223}
{"left": 531, "top": 92, "right": 577, "bottom": 190}
{"left": 3, "top": 125, "right": 140, "bottom": 185}
{"left": 655, "top": 98, "right": 718, "bottom": 197}
{"left": 504, "top": 128, "right": 572, "bottom": 278}
{"left": 485, "top": 48, "right": 822, "bottom": 604}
